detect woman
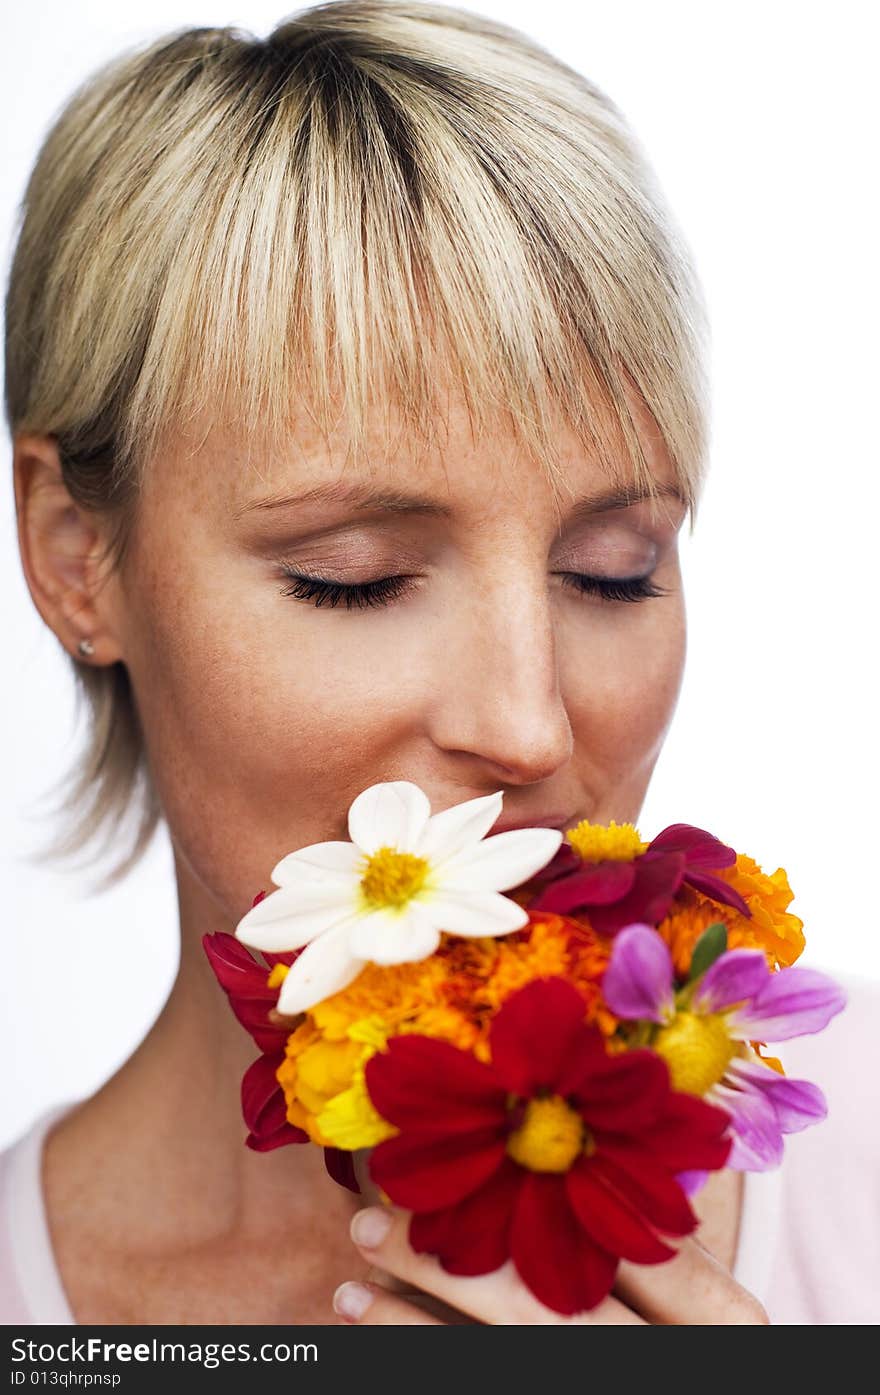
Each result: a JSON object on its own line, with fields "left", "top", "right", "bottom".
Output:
{"left": 2, "top": 2, "right": 875, "bottom": 1325}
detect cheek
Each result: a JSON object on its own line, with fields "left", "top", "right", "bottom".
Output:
{"left": 562, "top": 600, "right": 686, "bottom": 808}
{"left": 123, "top": 557, "right": 425, "bottom": 909}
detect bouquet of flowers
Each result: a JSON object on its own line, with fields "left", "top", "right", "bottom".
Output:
{"left": 204, "top": 781, "right": 845, "bottom": 1316}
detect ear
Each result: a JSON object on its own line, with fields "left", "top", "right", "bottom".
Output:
{"left": 13, "top": 433, "right": 126, "bottom": 665}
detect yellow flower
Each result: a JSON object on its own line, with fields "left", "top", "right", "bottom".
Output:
{"left": 295, "top": 1037, "right": 364, "bottom": 1115}
{"left": 276, "top": 1022, "right": 362, "bottom": 1145}
{"left": 316, "top": 1078, "right": 393, "bottom": 1150}
{"left": 565, "top": 818, "right": 649, "bottom": 862}
{"left": 315, "top": 1019, "right": 398, "bottom": 1150}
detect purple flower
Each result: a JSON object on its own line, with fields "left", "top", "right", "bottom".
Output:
{"left": 603, "top": 925, "right": 847, "bottom": 1170}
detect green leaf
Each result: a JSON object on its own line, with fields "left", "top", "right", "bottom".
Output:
{"left": 688, "top": 922, "right": 728, "bottom": 983}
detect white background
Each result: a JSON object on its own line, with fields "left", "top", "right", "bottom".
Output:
{"left": 1, "top": 1, "right": 877, "bottom": 1148}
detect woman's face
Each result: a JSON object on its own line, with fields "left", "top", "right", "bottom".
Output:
{"left": 109, "top": 383, "right": 688, "bottom": 929}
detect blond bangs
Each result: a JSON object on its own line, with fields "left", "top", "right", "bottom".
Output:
{"left": 9, "top": 4, "right": 708, "bottom": 524}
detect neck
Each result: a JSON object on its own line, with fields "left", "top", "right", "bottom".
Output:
{"left": 46, "top": 846, "right": 347, "bottom": 1254}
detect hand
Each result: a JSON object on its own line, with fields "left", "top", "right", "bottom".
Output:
{"left": 332, "top": 1204, "right": 770, "bottom": 1325}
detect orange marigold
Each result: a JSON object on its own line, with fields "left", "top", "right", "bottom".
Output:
{"left": 657, "top": 852, "right": 804, "bottom": 978}
{"left": 275, "top": 914, "right": 616, "bottom": 1137}
{"left": 306, "top": 911, "right": 613, "bottom": 1057}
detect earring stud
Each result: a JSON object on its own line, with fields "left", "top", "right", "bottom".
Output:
{"left": 77, "top": 637, "right": 95, "bottom": 658}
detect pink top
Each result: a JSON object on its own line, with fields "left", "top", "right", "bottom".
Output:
{"left": 2, "top": 973, "right": 878, "bottom": 1325}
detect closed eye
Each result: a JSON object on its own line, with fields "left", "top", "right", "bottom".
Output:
{"left": 278, "top": 566, "right": 669, "bottom": 610}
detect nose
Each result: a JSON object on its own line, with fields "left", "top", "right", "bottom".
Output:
{"left": 426, "top": 561, "right": 574, "bottom": 784}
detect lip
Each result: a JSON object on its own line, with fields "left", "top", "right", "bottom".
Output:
{"left": 490, "top": 813, "right": 577, "bottom": 835}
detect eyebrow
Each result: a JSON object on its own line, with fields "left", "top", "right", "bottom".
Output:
{"left": 236, "top": 479, "right": 686, "bottom": 521}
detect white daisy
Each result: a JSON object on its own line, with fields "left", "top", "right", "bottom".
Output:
{"left": 234, "top": 780, "right": 563, "bottom": 1016}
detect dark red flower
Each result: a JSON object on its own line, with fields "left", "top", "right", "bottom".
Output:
{"left": 241, "top": 1051, "right": 307, "bottom": 1152}
{"left": 523, "top": 823, "right": 752, "bottom": 936}
{"left": 366, "top": 977, "right": 731, "bottom": 1315}
{"left": 203, "top": 914, "right": 359, "bottom": 1192}
{"left": 202, "top": 925, "right": 293, "bottom": 1055}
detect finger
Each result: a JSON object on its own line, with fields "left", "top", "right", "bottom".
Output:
{"left": 350, "top": 1205, "right": 645, "bottom": 1325}
{"left": 614, "top": 1236, "right": 769, "bottom": 1325}
{"left": 364, "top": 1264, "right": 476, "bottom": 1323}
{"left": 333, "top": 1280, "right": 445, "bottom": 1325}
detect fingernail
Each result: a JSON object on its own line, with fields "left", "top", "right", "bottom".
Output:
{"left": 350, "top": 1206, "right": 392, "bottom": 1248}
{"left": 333, "top": 1281, "right": 374, "bottom": 1322}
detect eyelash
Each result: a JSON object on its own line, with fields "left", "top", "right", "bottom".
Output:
{"left": 278, "top": 565, "right": 668, "bottom": 609}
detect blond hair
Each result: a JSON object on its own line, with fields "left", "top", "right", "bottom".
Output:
{"left": 5, "top": 0, "right": 711, "bottom": 887}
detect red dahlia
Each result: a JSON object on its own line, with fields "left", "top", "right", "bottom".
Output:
{"left": 202, "top": 923, "right": 358, "bottom": 1191}
{"left": 365, "top": 976, "right": 731, "bottom": 1315}
{"left": 523, "top": 823, "right": 752, "bottom": 935}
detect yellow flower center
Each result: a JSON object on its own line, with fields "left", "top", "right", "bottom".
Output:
{"left": 653, "top": 1012, "right": 735, "bottom": 1095}
{"left": 565, "top": 819, "right": 648, "bottom": 862}
{"left": 506, "top": 1095, "right": 588, "bottom": 1172}
{"left": 358, "top": 846, "right": 431, "bottom": 910}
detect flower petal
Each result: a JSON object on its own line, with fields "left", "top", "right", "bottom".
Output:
{"left": 649, "top": 823, "right": 737, "bottom": 870}
{"left": 347, "top": 780, "right": 432, "bottom": 854}
{"left": 601, "top": 924, "right": 674, "bottom": 1024}
{"left": 202, "top": 933, "right": 296, "bottom": 1051}
{"left": 240, "top": 1056, "right": 309, "bottom": 1149}
{"left": 245, "top": 1123, "right": 306, "bottom": 1152}
{"left": 726, "top": 1059, "right": 827, "bottom": 1134}
{"left": 711, "top": 1082, "right": 784, "bottom": 1170}
{"left": 438, "top": 827, "right": 563, "bottom": 890}
{"left": 528, "top": 859, "right": 637, "bottom": 914}
{"left": 234, "top": 883, "right": 354, "bottom": 952}
{"left": 348, "top": 904, "right": 441, "bottom": 965}
{"left": 225, "top": 995, "right": 292, "bottom": 1055}
{"left": 566, "top": 1157, "right": 675, "bottom": 1264}
{"left": 682, "top": 868, "right": 752, "bottom": 919}
{"left": 726, "top": 967, "right": 848, "bottom": 1042}
{"left": 409, "top": 1157, "right": 522, "bottom": 1274}
{"left": 271, "top": 841, "right": 365, "bottom": 886}
{"left": 413, "top": 790, "right": 505, "bottom": 861}
{"left": 488, "top": 977, "right": 596, "bottom": 1097}
{"left": 586, "top": 851, "right": 686, "bottom": 937}
{"left": 568, "top": 1048, "right": 671, "bottom": 1133}
{"left": 510, "top": 1172, "right": 618, "bottom": 1315}
{"left": 364, "top": 1034, "right": 507, "bottom": 1132}
{"left": 691, "top": 949, "right": 770, "bottom": 1014}
{"left": 241, "top": 1053, "right": 289, "bottom": 1136}
{"left": 323, "top": 1147, "right": 360, "bottom": 1193}
{"left": 369, "top": 1126, "right": 507, "bottom": 1210}
{"left": 202, "top": 932, "right": 272, "bottom": 997}
{"left": 590, "top": 1143, "right": 697, "bottom": 1236}
{"left": 274, "top": 921, "right": 365, "bottom": 1014}
{"left": 676, "top": 1170, "right": 709, "bottom": 1198}
{"left": 634, "top": 1091, "right": 732, "bottom": 1172}
{"left": 417, "top": 888, "right": 528, "bottom": 938}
